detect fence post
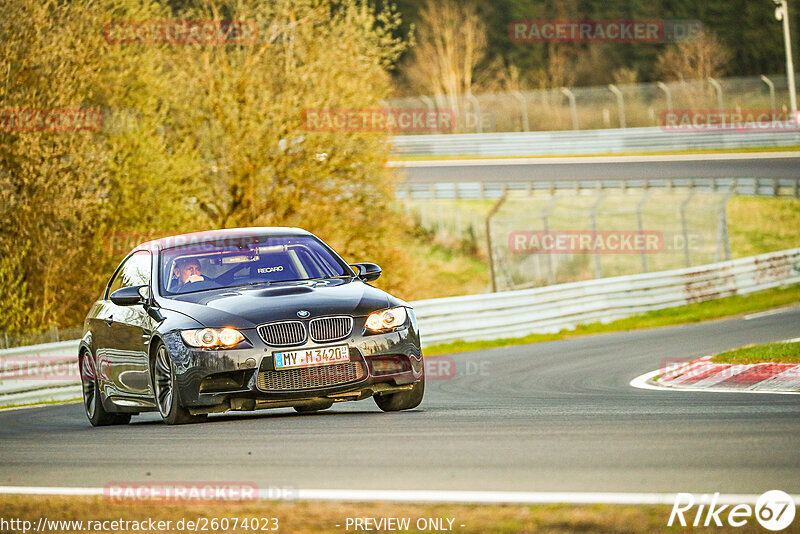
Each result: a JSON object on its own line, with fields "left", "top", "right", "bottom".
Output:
{"left": 419, "top": 96, "right": 437, "bottom": 133}
{"left": 636, "top": 190, "right": 652, "bottom": 273}
{"left": 542, "top": 194, "right": 561, "bottom": 285}
{"left": 589, "top": 192, "right": 606, "bottom": 279}
{"left": 466, "top": 93, "right": 483, "bottom": 133}
{"left": 680, "top": 189, "right": 696, "bottom": 267}
{"left": 657, "top": 82, "right": 673, "bottom": 112}
{"left": 602, "top": 108, "right": 611, "bottom": 128}
{"left": 512, "top": 91, "right": 530, "bottom": 132}
{"left": 560, "top": 87, "right": 579, "bottom": 130}
{"left": 709, "top": 78, "right": 724, "bottom": 111}
{"left": 714, "top": 191, "right": 735, "bottom": 262}
{"left": 608, "top": 84, "right": 627, "bottom": 128}
{"left": 760, "top": 75, "right": 776, "bottom": 116}
{"left": 486, "top": 194, "right": 507, "bottom": 292}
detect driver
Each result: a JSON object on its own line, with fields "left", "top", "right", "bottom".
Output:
{"left": 173, "top": 257, "right": 204, "bottom": 291}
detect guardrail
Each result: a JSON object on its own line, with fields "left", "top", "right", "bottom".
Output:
{"left": 391, "top": 127, "right": 800, "bottom": 157}
{"left": 413, "top": 247, "right": 800, "bottom": 345}
{"left": 2, "top": 247, "right": 799, "bottom": 407}
{"left": 0, "top": 340, "right": 81, "bottom": 407}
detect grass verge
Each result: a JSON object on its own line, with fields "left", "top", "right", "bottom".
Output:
{"left": 424, "top": 283, "right": 800, "bottom": 356}
{"left": 0, "top": 495, "right": 724, "bottom": 534}
{"left": 727, "top": 197, "right": 800, "bottom": 259}
{"left": 402, "top": 241, "right": 489, "bottom": 301}
{"left": 711, "top": 341, "right": 800, "bottom": 365}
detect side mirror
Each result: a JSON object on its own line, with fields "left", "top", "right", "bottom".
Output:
{"left": 110, "top": 285, "right": 148, "bottom": 306}
{"left": 350, "top": 262, "right": 382, "bottom": 282}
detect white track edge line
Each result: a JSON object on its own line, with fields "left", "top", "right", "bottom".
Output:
{"left": 1, "top": 487, "right": 798, "bottom": 506}
{"left": 744, "top": 306, "right": 800, "bottom": 320}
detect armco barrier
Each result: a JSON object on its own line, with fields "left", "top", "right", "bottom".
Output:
{"left": 0, "top": 340, "right": 81, "bottom": 407}
{"left": 391, "top": 127, "right": 800, "bottom": 157}
{"left": 413, "top": 247, "right": 800, "bottom": 344}
{"left": 2, "top": 248, "right": 799, "bottom": 407}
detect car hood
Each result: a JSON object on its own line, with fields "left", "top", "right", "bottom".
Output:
{"left": 156, "top": 279, "right": 406, "bottom": 330}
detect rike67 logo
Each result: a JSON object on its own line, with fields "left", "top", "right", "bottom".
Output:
{"left": 669, "top": 490, "right": 796, "bottom": 530}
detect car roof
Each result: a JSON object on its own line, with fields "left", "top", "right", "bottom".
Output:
{"left": 132, "top": 227, "right": 313, "bottom": 253}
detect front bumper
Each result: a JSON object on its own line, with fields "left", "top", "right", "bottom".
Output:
{"left": 163, "top": 315, "right": 423, "bottom": 413}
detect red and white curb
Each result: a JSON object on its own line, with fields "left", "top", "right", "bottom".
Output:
{"left": 631, "top": 344, "right": 800, "bottom": 395}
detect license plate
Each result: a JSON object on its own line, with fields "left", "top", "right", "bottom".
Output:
{"left": 274, "top": 344, "right": 350, "bottom": 370}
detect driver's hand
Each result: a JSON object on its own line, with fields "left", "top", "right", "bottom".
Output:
{"left": 186, "top": 274, "right": 204, "bottom": 283}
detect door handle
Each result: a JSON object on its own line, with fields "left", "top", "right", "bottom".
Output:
{"left": 105, "top": 315, "right": 114, "bottom": 326}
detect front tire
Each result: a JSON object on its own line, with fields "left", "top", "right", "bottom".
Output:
{"left": 374, "top": 373, "right": 425, "bottom": 412}
{"left": 153, "top": 342, "right": 207, "bottom": 425}
{"left": 80, "top": 352, "right": 130, "bottom": 427}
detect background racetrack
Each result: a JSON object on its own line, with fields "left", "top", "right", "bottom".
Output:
{"left": 397, "top": 153, "right": 800, "bottom": 183}
{"left": 1, "top": 309, "right": 798, "bottom": 495}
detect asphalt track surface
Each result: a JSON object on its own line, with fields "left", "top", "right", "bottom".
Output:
{"left": 0, "top": 309, "right": 798, "bottom": 494}
{"left": 395, "top": 153, "right": 800, "bottom": 183}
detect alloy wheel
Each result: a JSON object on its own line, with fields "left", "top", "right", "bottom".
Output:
{"left": 80, "top": 355, "right": 96, "bottom": 419}
{"left": 154, "top": 344, "right": 174, "bottom": 417}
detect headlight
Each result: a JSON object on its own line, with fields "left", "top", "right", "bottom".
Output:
{"left": 365, "top": 307, "right": 408, "bottom": 333}
{"left": 181, "top": 328, "right": 245, "bottom": 348}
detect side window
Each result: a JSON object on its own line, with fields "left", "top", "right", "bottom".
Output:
{"left": 106, "top": 251, "right": 151, "bottom": 299}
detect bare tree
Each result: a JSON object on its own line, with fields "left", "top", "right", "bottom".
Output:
{"left": 402, "top": 0, "right": 487, "bottom": 112}
{"left": 657, "top": 32, "right": 731, "bottom": 82}
{"left": 537, "top": 45, "right": 577, "bottom": 89}
{"left": 612, "top": 67, "right": 639, "bottom": 86}
{"left": 657, "top": 32, "right": 731, "bottom": 109}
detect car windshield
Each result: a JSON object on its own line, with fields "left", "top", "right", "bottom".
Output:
{"left": 159, "top": 235, "right": 351, "bottom": 295}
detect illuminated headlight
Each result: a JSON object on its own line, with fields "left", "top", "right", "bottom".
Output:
{"left": 365, "top": 307, "right": 408, "bottom": 333}
{"left": 181, "top": 328, "right": 245, "bottom": 348}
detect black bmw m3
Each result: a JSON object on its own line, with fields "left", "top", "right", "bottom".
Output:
{"left": 79, "top": 228, "right": 424, "bottom": 426}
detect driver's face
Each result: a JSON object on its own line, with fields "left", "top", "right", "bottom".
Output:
{"left": 174, "top": 261, "right": 201, "bottom": 283}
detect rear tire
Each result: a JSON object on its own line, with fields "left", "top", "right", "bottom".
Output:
{"left": 294, "top": 401, "right": 334, "bottom": 413}
{"left": 80, "top": 352, "right": 130, "bottom": 427}
{"left": 153, "top": 342, "right": 207, "bottom": 425}
{"left": 374, "top": 373, "right": 425, "bottom": 412}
